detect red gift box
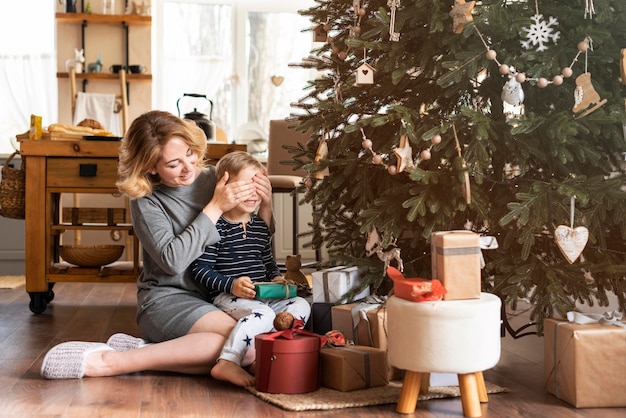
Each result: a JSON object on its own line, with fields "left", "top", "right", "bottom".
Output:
{"left": 255, "top": 322, "right": 326, "bottom": 394}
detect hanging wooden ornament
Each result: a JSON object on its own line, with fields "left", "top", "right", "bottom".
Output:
{"left": 314, "top": 137, "right": 330, "bottom": 179}
{"left": 271, "top": 75, "right": 284, "bottom": 86}
{"left": 452, "top": 125, "right": 471, "bottom": 205}
{"left": 313, "top": 23, "right": 328, "bottom": 42}
{"left": 449, "top": 0, "right": 475, "bottom": 34}
{"left": 387, "top": 0, "right": 401, "bottom": 41}
{"left": 572, "top": 72, "right": 607, "bottom": 118}
{"left": 619, "top": 48, "right": 626, "bottom": 85}
{"left": 393, "top": 134, "right": 415, "bottom": 173}
{"left": 355, "top": 62, "right": 375, "bottom": 85}
{"left": 554, "top": 196, "right": 588, "bottom": 264}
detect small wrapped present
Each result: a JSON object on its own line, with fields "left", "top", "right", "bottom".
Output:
{"left": 320, "top": 345, "right": 389, "bottom": 391}
{"left": 431, "top": 230, "right": 481, "bottom": 300}
{"left": 544, "top": 315, "right": 626, "bottom": 408}
{"left": 309, "top": 302, "right": 334, "bottom": 334}
{"left": 330, "top": 301, "right": 380, "bottom": 345}
{"left": 254, "top": 282, "right": 296, "bottom": 299}
{"left": 365, "top": 305, "right": 405, "bottom": 381}
{"left": 255, "top": 319, "right": 327, "bottom": 394}
{"left": 311, "top": 266, "right": 370, "bottom": 303}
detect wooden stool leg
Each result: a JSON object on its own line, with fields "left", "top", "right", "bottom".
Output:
{"left": 396, "top": 371, "right": 422, "bottom": 414}
{"left": 476, "top": 371, "right": 488, "bottom": 403}
{"left": 419, "top": 372, "right": 430, "bottom": 395}
{"left": 458, "top": 373, "right": 482, "bottom": 417}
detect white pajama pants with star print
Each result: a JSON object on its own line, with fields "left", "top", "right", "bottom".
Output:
{"left": 213, "top": 293, "right": 311, "bottom": 366}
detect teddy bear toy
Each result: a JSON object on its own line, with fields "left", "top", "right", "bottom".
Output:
{"left": 282, "top": 254, "right": 311, "bottom": 296}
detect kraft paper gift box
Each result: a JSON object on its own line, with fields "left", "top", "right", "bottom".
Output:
{"left": 311, "top": 266, "right": 370, "bottom": 303}
{"left": 544, "top": 318, "right": 626, "bottom": 408}
{"left": 255, "top": 329, "right": 325, "bottom": 394}
{"left": 365, "top": 305, "right": 404, "bottom": 381}
{"left": 320, "top": 345, "right": 389, "bottom": 391}
{"left": 431, "top": 231, "right": 481, "bottom": 300}
{"left": 330, "top": 302, "right": 379, "bottom": 345}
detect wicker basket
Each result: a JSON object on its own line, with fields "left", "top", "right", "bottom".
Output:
{"left": 60, "top": 245, "right": 124, "bottom": 267}
{"left": 0, "top": 151, "right": 25, "bottom": 220}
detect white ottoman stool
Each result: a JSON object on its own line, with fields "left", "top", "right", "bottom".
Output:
{"left": 387, "top": 293, "right": 501, "bottom": 417}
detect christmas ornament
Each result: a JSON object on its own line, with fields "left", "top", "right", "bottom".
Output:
{"left": 501, "top": 72, "right": 525, "bottom": 106}
{"left": 572, "top": 72, "right": 607, "bottom": 117}
{"left": 584, "top": 0, "right": 596, "bottom": 19}
{"left": 271, "top": 75, "right": 284, "bottom": 86}
{"left": 554, "top": 196, "right": 588, "bottom": 264}
{"left": 365, "top": 226, "right": 404, "bottom": 272}
{"left": 355, "top": 62, "right": 375, "bottom": 85}
{"left": 393, "top": 134, "right": 415, "bottom": 173}
{"left": 453, "top": 125, "right": 471, "bottom": 205}
{"left": 387, "top": 0, "right": 401, "bottom": 41}
{"left": 314, "top": 137, "right": 330, "bottom": 179}
{"left": 449, "top": 0, "right": 475, "bottom": 34}
{"left": 521, "top": 1, "right": 560, "bottom": 52}
{"left": 620, "top": 48, "right": 626, "bottom": 85}
{"left": 313, "top": 23, "right": 328, "bottom": 42}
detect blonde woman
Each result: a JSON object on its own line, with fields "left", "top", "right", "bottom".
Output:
{"left": 41, "top": 110, "right": 273, "bottom": 379}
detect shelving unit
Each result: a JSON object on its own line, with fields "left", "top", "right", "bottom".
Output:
{"left": 55, "top": 12, "right": 152, "bottom": 98}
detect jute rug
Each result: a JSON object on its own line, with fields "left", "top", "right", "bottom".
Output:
{"left": 0, "top": 275, "right": 25, "bottom": 289}
{"left": 245, "top": 380, "right": 508, "bottom": 411}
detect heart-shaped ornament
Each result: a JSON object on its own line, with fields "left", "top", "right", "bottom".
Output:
{"left": 271, "top": 75, "right": 284, "bottom": 86}
{"left": 554, "top": 225, "right": 589, "bottom": 264}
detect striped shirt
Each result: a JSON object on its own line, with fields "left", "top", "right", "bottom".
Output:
{"left": 190, "top": 213, "right": 280, "bottom": 302}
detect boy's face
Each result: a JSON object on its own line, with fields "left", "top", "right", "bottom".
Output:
{"left": 229, "top": 166, "right": 262, "bottom": 213}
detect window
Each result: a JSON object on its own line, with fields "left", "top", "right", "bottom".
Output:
{"left": 154, "top": 0, "right": 316, "bottom": 142}
{"left": 0, "top": 1, "right": 56, "bottom": 156}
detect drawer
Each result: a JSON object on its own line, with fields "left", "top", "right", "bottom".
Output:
{"left": 47, "top": 158, "right": 119, "bottom": 188}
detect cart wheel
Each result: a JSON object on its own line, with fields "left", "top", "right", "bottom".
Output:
{"left": 28, "top": 293, "right": 48, "bottom": 314}
{"left": 45, "top": 283, "right": 55, "bottom": 303}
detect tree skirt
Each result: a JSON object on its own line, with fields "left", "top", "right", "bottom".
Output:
{"left": 245, "top": 380, "right": 508, "bottom": 412}
{"left": 0, "top": 276, "right": 25, "bottom": 289}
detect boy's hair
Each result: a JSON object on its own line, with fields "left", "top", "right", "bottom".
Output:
{"left": 215, "top": 150, "right": 264, "bottom": 181}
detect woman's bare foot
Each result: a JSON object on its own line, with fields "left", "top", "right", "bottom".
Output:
{"left": 211, "top": 359, "right": 255, "bottom": 387}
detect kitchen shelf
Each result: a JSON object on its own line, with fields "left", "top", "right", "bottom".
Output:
{"left": 55, "top": 13, "right": 151, "bottom": 25}
{"left": 56, "top": 72, "right": 151, "bottom": 81}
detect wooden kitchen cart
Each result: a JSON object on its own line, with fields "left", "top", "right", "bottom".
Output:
{"left": 20, "top": 138, "right": 140, "bottom": 314}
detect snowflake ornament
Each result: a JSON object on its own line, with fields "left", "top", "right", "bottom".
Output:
{"left": 521, "top": 14, "right": 560, "bottom": 52}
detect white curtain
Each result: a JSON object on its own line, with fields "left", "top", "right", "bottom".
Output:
{"left": 0, "top": 1, "right": 56, "bottom": 155}
{"left": 0, "top": 54, "right": 57, "bottom": 154}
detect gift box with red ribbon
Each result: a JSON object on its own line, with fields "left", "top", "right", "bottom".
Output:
{"left": 255, "top": 319, "right": 327, "bottom": 394}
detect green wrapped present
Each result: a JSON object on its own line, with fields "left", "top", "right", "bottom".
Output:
{"left": 254, "top": 282, "right": 297, "bottom": 299}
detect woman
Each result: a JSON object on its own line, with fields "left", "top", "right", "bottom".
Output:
{"left": 40, "top": 110, "right": 273, "bottom": 379}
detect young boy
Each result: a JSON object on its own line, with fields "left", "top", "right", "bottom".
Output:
{"left": 190, "top": 151, "right": 311, "bottom": 387}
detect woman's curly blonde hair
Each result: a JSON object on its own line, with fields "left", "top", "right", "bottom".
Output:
{"left": 117, "top": 110, "right": 207, "bottom": 199}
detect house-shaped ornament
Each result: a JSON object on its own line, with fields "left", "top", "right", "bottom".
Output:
{"left": 313, "top": 24, "right": 328, "bottom": 42}
{"left": 355, "top": 62, "right": 375, "bottom": 85}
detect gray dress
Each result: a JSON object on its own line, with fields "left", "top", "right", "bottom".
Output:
{"left": 130, "top": 167, "right": 222, "bottom": 342}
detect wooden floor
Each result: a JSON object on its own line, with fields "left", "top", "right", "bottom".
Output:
{"left": 1, "top": 282, "right": 625, "bottom": 418}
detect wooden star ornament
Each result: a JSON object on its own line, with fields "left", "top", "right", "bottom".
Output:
{"left": 393, "top": 135, "right": 415, "bottom": 173}
{"left": 449, "top": 0, "right": 475, "bottom": 34}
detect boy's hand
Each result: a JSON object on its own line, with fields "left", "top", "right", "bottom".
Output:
{"left": 232, "top": 276, "right": 256, "bottom": 299}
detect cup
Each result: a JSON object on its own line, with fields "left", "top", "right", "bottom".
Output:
{"left": 109, "top": 64, "right": 126, "bottom": 74}
{"left": 128, "top": 65, "right": 146, "bottom": 74}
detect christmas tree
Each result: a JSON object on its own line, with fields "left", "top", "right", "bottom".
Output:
{"left": 289, "top": 0, "right": 626, "bottom": 332}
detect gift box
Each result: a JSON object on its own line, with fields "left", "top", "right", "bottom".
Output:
{"left": 431, "top": 231, "right": 481, "bottom": 300}
{"left": 254, "top": 282, "right": 296, "bottom": 299}
{"left": 320, "top": 345, "right": 389, "bottom": 391}
{"left": 365, "top": 305, "right": 404, "bottom": 381}
{"left": 255, "top": 328, "right": 325, "bottom": 394}
{"left": 309, "top": 302, "right": 334, "bottom": 334}
{"left": 544, "top": 318, "right": 626, "bottom": 408}
{"left": 311, "top": 266, "right": 370, "bottom": 303}
{"left": 330, "top": 302, "right": 378, "bottom": 345}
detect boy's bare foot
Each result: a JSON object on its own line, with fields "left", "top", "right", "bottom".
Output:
{"left": 211, "top": 359, "right": 255, "bottom": 387}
